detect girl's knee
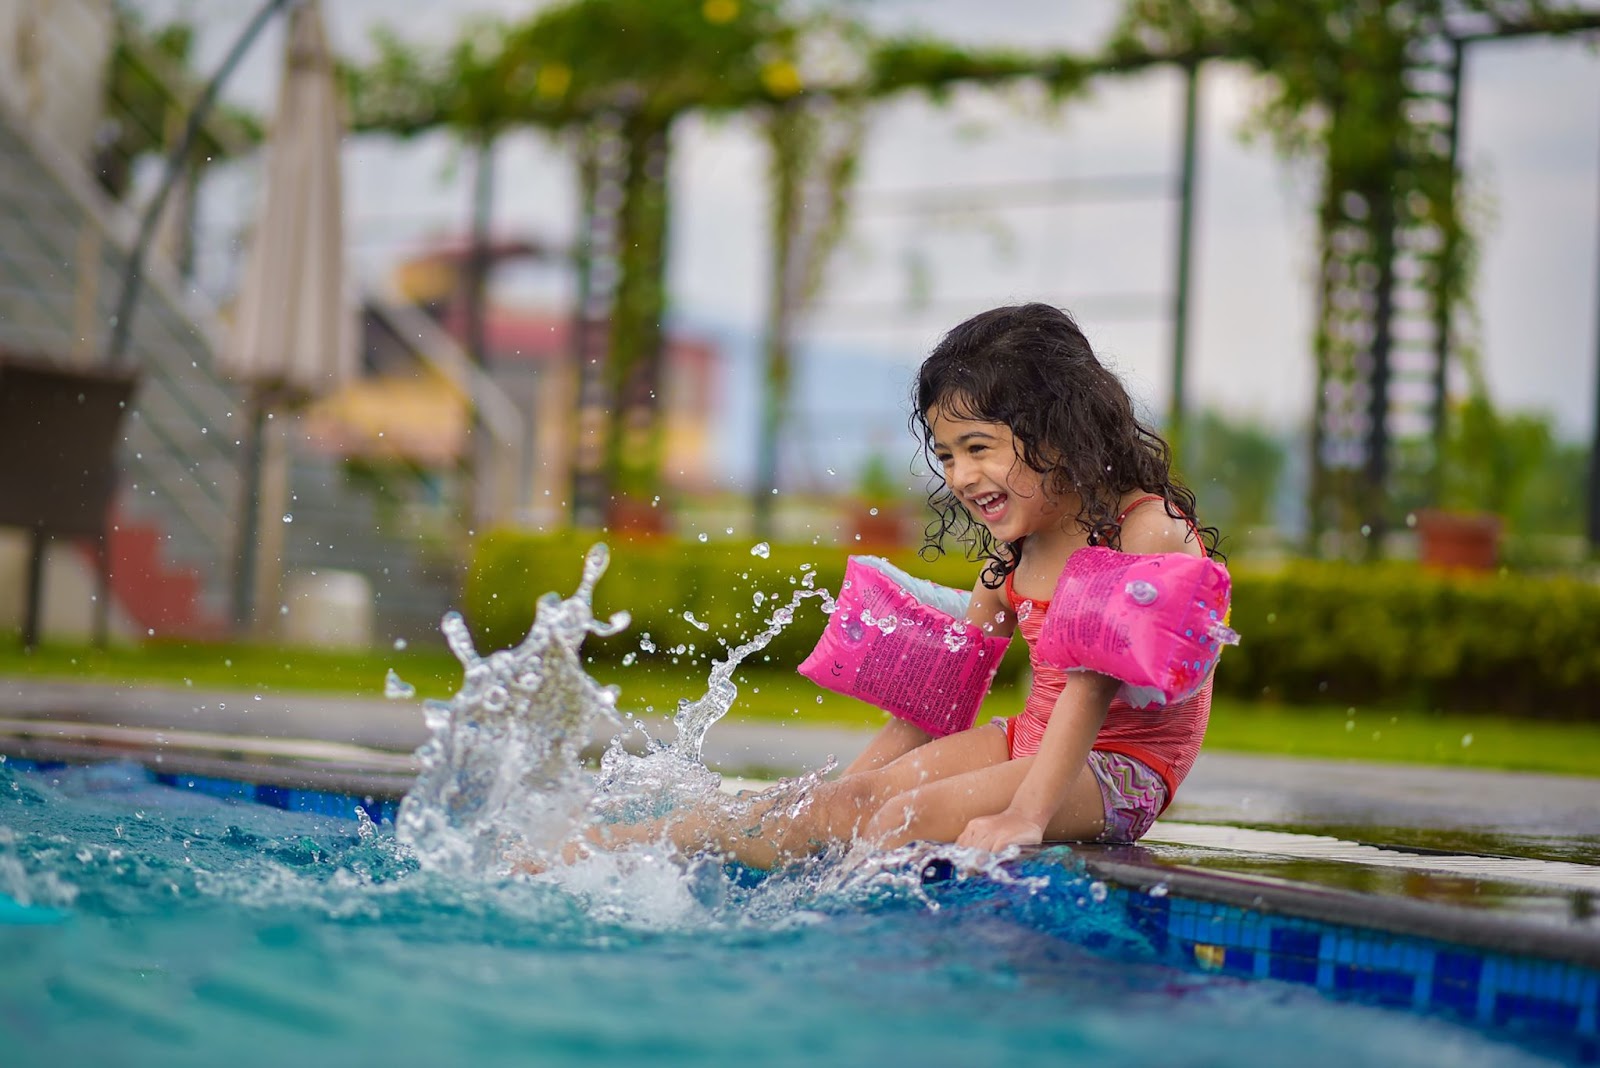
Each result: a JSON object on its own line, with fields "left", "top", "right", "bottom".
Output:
{"left": 862, "top": 789, "right": 923, "bottom": 844}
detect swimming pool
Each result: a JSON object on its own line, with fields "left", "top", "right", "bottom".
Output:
{"left": 3, "top": 547, "right": 1595, "bottom": 1066}
{"left": 2, "top": 755, "right": 1594, "bottom": 1067}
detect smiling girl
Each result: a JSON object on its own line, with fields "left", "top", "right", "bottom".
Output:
{"left": 543, "top": 303, "right": 1222, "bottom": 871}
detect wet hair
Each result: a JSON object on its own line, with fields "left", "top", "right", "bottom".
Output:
{"left": 913, "top": 302, "right": 1222, "bottom": 587}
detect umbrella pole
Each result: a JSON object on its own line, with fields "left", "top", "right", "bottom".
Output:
{"left": 231, "top": 388, "right": 268, "bottom": 633}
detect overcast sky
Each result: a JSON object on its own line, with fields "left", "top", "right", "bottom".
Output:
{"left": 146, "top": 0, "right": 1600, "bottom": 487}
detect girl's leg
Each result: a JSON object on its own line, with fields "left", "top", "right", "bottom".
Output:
{"left": 586, "top": 721, "right": 1011, "bottom": 870}
{"left": 841, "top": 718, "right": 932, "bottom": 775}
{"left": 860, "top": 753, "right": 1107, "bottom": 850}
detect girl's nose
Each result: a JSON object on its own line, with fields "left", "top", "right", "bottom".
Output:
{"left": 949, "top": 455, "right": 978, "bottom": 491}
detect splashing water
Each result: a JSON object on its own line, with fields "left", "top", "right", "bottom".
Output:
{"left": 398, "top": 544, "right": 839, "bottom": 880}
{"left": 396, "top": 545, "right": 630, "bottom": 875}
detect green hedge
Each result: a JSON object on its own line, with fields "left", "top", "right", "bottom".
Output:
{"left": 466, "top": 532, "right": 1600, "bottom": 720}
{"left": 1217, "top": 563, "right": 1600, "bottom": 719}
{"left": 464, "top": 530, "right": 1032, "bottom": 684}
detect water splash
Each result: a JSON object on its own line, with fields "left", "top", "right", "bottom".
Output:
{"left": 396, "top": 545, "right": 631, "bottom": 875}
{"left": 398, "top": 543, "right": 840, "bottom": 880}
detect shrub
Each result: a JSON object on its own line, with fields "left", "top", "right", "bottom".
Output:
{"left": 464, "top": 530, "right": 1031, "bottom": 684}
{"left": 467, "top": 533, "right": 1600, "bottom": 720}
{"left": 1217, "top": 562, "right": 1600, "bottom": 719}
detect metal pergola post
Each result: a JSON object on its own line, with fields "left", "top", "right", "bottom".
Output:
{"left": 1168, "top": 60, "right": 1201, "bottom": 457}
{"left": 1590, "top": 95, "right": 1600, "bottom": 551}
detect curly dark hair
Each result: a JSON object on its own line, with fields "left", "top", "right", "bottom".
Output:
{"left": 912, "top": 302, "right": 1222, "bottom": 587}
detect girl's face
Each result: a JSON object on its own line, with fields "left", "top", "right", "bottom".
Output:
{"left": 928, "top": 406, "right": 1067, "bottom": 543}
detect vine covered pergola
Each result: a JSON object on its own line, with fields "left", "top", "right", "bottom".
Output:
{"left": 344, "top": 0, "right": 1600, "bottom": 553}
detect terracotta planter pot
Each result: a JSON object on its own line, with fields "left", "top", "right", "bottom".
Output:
{"left": 850, "top": 505, "right": 907, "bottom": 550}
{"left": 1415, "top": 508, "right": 1501, "bottom": 571}
{"left": 606, "top": 496, "right": 670, "bottom": 540}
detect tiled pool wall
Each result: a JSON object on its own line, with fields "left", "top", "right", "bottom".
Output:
{"left": 6, "top": 757, "right": 405, "bottom": 824}
{"left": 6, "top": 756, "right": 1599, "bottom": 1061}
{"left": 1120, "top": 888, "right": 1598, "bottom": 1047}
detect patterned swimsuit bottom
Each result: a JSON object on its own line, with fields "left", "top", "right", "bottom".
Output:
{"left": 993, "top": 719, "right": 1168, "bottom": 844}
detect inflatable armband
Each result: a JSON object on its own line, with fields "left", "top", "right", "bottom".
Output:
{"left": 1035, "top": 548, "right": 1238, "bottom": 708}
{"left": 798, "top": 556, "right": 1009, "bottom": 737}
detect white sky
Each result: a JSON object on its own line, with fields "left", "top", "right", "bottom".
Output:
{"left": 144, "top": 0, "right": 1600, "bottom": 489}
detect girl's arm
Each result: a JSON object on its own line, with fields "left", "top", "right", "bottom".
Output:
{"left": 842, "top": 571, "right": 1016, "bottom": 775}
{"left": 956, "top": 669, "right": 1119, "bottom": 850}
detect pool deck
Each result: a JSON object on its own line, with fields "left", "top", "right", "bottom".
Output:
{"left": 2, "top": 676, "right": 1596, "bottom": 966}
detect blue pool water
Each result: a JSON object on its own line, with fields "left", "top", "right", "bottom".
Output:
{"left": 0, "top": 757, "right": 1590, "bottom": 1068}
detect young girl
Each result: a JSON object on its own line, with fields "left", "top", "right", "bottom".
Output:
{"left": 565, "top": 302, "right": 1220, "bottom": 870}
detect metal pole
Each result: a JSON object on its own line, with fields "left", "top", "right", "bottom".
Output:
{"left": 1365, "top": 185, "right": 1399, "bottom": 559}
{"left": 230, "top": 390, "right": 267, "bottom": 631}
{"left": 1168, "top": 60, "right": 1201, "bottom": 457}
{"left": 1430, "top": 38, "right": 1465, "bottom": 505}
{"left": 1589, "top": 94, "right": 1600, "bottom": 551}
{"left": 104, "top": 0, "right": 291, "bottom": 369}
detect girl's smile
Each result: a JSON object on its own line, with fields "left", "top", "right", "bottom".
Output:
{"left": 928, "top": 407, "right": 1069, "bottom": 543}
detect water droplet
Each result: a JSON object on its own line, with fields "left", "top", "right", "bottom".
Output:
{"left": 697, "top": 532, "right": 709, "bottom": 543}
{"left": 282, "top": 513, "right": 293, "bottom": 523}
{"left": 393, "top": 638, "right": 408, "bottom": 651}
{"left": 1149, "top": 882, "right": 1169, "bottom": 898}
{"left": 622, "top": 652, "right": 637, "bottom": 666}
{"left": 724, "top": 527, "right": 734, "bottom": 535}
{"left": 384, "top": 670, "right": 415, "bottom": 700}
{"left": 683, "top": 611, "right": 710, "bottom": 632}
{"left": 1460, "top": 733, "right": 1473, "bottom": 747}
{"left": 1089, "top": 881, "right": 1107, "bottom": 903}
{"left": 868, "top": 507, "right": 879, "bottom": 516}
{"left": 750, "top": 542, "right": 771, "bottom": 558}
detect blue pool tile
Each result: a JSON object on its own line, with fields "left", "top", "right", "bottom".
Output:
{"left": 1124, "top": 894, "right": 1170, "bottom": 954}
{"left": 1334, "top": 964, "right": 1416, "bottom": 1008}
{"left": 1495, "top": 993, "right": 1579, "bottom": 1031}
{"left": 1222, "top": 948, "right": 1255, "bottom": 977}
{"left": 254, "top": 784, "right": 291, "bottom": 810}
{"left": 1268, "top": 927, "right": 1321, "bottom": 984}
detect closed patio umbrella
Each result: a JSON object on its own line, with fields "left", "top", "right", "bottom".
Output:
{"left": 221, "top": 0, "right": 354, "bottom": 630}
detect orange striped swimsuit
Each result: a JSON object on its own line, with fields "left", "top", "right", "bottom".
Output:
{"left": 996, "top": 495, "right": 1213, "bottom": 815}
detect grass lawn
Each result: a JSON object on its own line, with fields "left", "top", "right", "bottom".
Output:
{"left": 2, "top": 639, "right": 1597, "bottom": 777}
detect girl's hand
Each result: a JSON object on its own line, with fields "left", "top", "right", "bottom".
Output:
{"left": 957, "top": 810, "right": 1045, "bottom": 853}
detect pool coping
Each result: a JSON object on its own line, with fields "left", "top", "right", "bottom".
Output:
{"left": 3, "top": 717, "right": 1599, "bottom": 974}
{"left": 1070, "top": 844, "right": 1600, "bottom": 970}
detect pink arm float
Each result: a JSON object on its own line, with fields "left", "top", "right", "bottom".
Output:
{"left": 797, "top": 556, "right": 1010, "bottom": 737}
{"left": 1034, "top": 548, "right": 1239, "bottom": 709}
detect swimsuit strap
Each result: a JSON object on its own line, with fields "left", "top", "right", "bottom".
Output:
{"left": 1115, "top": 493, "right": 1168, "bottom": 525}
{"left": 1114, "top": 493, "right": 1209, "bottom": 557}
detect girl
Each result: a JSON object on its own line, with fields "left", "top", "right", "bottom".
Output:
{"left": 567, "top": 302, "right": 1220, "bottom": 870}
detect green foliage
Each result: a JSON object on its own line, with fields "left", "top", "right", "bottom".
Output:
{"left": 464, "top": 530, "right": 1027, "bottom": 681}
{"left": 1218, "top": 561, "right": 1600, "bottom": 719}
{"left": 470, "top": 534, "right": 1600, "bottom": 721}
{"left": 97, "top": 13, "right": 259, "bottom": 198}
{"left": 1176, "top": 410, "right": 1288, "bottom": 534}
{"left": 348, "top": 0, "right": 801, "bottom": 135}
{"left": 1440, "top": 396, "right": 1589, "bottom": 535}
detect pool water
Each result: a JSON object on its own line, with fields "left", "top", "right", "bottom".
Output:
{"left": 0, "top": 759, "right": 1583, "bottom": 1068}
